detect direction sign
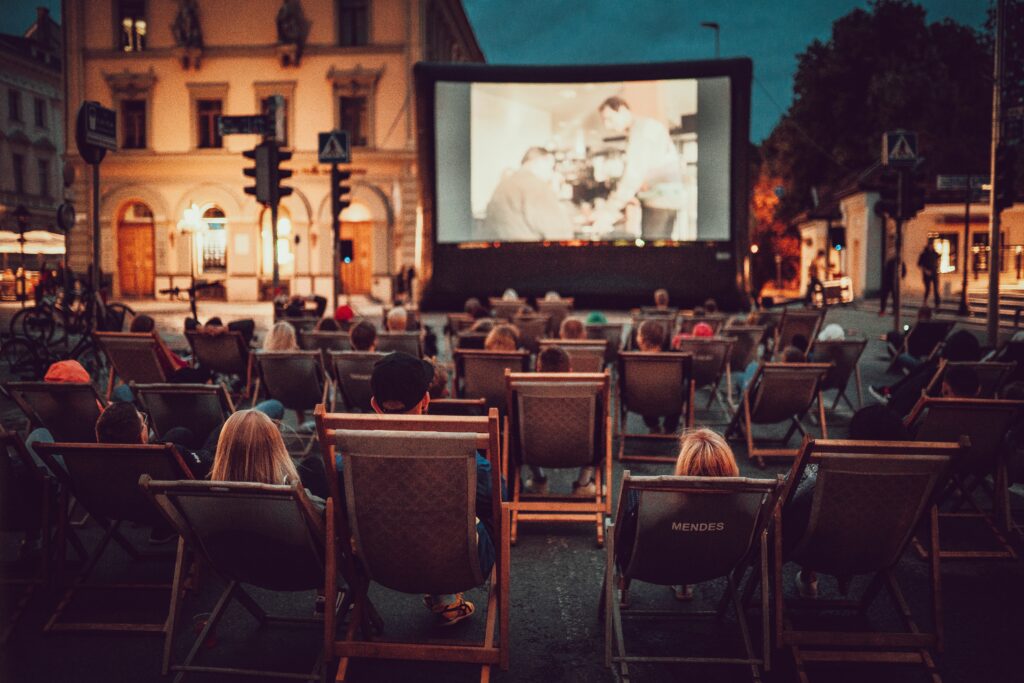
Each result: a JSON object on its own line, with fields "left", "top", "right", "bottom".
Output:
{"left": 318, "top": 130, "right": 350, "bottom": 164}
{"left": 882, "top": 130, "right": 917, "bottom": 168}
{"left": 936, "top": 175, "right": 990, "bottom": 191}
{"left": 218, "top": 115, "right": 267, "bottom": 137}
{"left": 81, "top": 101, "right": 117, "bottom": 151}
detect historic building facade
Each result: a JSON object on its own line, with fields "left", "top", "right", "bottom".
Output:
{"left": 63, "top": 0, "right": 481, "bottom": 301}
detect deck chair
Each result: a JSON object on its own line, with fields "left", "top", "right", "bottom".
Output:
{"left": 455, "top": 331, "right": 488, "bottom": 350}
{"left": 775, "top": 438, "right": 957, "bottom": 683}
{"left": 905, "top": 396, "right": 1024, "bottom": 560}
{"left": 375, "top": 331, "right": 422, "bottom": 357}
{"left": 446, "top": 313, "right": 476, "bottom": 352}
{"left": 93, "top": 331, "right": 170, "bottom": 400}
{"left": 677, "top": 312, "right": 728, "bottom": 336}
{"left": 616, "top": 352, "right": 695, "bottom": 463}
{"left": 7, "top": 381, "right": 105, "bottom": 442}
{"left": 31, "top": 441, "right": 193, "bottom": 634}
{"left": 673, "top": 336, "right": 734, "bottom": 415}
{"left": 0, "top": 430, "right": 57, "bottom": 642}
{"left": 489, "top": 296, "right": 527, "bottom": 321}
{"left": 725, "top": 363, "right": 831, "bottom": 466}
{"left": 505, "top": 371, "right": 612, "bottom": 546}
{"left": 923, "top": 360, "right": 1017, "bottom": 398}
{"left": 629, "top": 312, "right": 674, "bottom": 350}
{"left": 604, "top": 473, "right": 782, "bottom": 683}
{"left": 427, "top": 398, "right": 487, "bottom": 417}
{"left": 586, "top": 322, "right": 626, "bottom": 364}
{"left": 454, "top": 349, "right": 530, "bottom": 410}
{"left": 284, "top": 316, "right": 321, "bottom": 350}
{"left": 886, "top": 320, "right": 955, "bottom": 373}
{"left": 512, "top": 314, "right": 551, "bottom": 354}
{"left": 993, "top": 339, "right": 1024, "bottom": 383}
{"left": 536, "top": 298, "right": 573, "bottom": 335}
{"left": 537, "top": 339, "right": 606, "bottom": 373}
{"left": 132, "top": 383, "right": 234, "bottom": 446}
{"left": 311, "top": 330, "right": 352, "bottom": 352}
{"left": 328, "top": 351, "right": 385, "bottom": 413}
{"left": 722, "top": 325, "right": 767, "bottom": 406}
{"left": 772, "top": 308, "right": 824, "bottom": 358}
{"left": 313, "top": 409, "right": 510, "bottom": 682}
{"left": 185, "top": 329, "right": 254, "bottom": 400}
{"left": 140, "top": 478, "right": 341, "bottom": 682}
{"left": 255, "top": 351, "right": 334, "bottom": 455}
{"left": 811, "top": 338, "right": 867, "bottom": 412}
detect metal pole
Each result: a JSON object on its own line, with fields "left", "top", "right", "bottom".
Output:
{"left": 92, "top": 162, "right": 101, "bottom": 296}
{"left": 331, "top": 164, "right": 341, "bottom": 312}
{"left": 270, "top": 199, "right": 280, "bottom": 294}
{"left": 957, "top": 183, "right": 971, "bottom": 316}
{"left": 987, "top": 0, "right": 1005, "bottom": 346}
{"left": 893, "top": 170, "right": 904, "bottom": 335}
{"left": 17, "top": 233, "right": 26, "bottom": 308}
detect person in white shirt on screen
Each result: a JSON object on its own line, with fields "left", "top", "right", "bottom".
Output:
{"left": 592, "top": 96, "right": 685, "bottom": 240}
{"left": 482, "top": 147, "right": 574, "bottom": 242}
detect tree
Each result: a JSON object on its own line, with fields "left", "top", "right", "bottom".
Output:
{"left": 750, "top": 168, "right": 800, "bottom": 295}
{"left": 761, "top": 0, "right": 992, "bottom": 220}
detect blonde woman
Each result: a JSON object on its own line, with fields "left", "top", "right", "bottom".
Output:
{"left": 484, "top": 323, "right": 519, "bottom": 351}
{"left": 263, "top": 321, "right": 299, "bottom": 352}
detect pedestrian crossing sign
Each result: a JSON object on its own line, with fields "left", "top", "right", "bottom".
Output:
{"left": 318, "top": 130, "right": 350, "bottom": 164}
{"left": 883, "top": 130, "right": 917, "bottom": 168}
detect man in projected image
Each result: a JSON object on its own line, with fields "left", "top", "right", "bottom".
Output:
{"left": 592, "top": 96, "right": 685, "bottom": 240}
{"left": 482, "top": 147, "right": 574, "bottom": 242}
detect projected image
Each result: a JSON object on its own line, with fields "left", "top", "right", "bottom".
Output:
{"left": 470, "top": 80, "right": 698, "bottom": 243}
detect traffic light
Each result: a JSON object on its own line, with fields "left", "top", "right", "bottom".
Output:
{"left": 899, "top": 171, "right": 926, "bottom": 220}
{"left": 994, "top": 144, "right": 1017, "bottom": 213}
{"left": 331, "top": 166, "right": 352, "bottom": 217}
{"left": 242, "top": 143, "right": 273, "bottom": 204}
{"left": 274, "top": 146, "right": 293, "bottom": 200}
{"left": 876, "top": 170, "right": 899, "bottom": 217}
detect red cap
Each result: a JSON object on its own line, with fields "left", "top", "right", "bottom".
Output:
{"left": 44, "top": 360, "right": 91, "bottom": 383}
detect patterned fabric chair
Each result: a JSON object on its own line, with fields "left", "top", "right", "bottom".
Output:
{"left": 512, "top": 314, "right": 551, "bottom": 355}
{"left": 537, "top": 339, "right": 606, "bottom": 373}
{"left": 454, "top": 349, "right": 530, "bottom": 410}
{"left": 811, "top": 338, "right": 867, "bottom": 412}
{"left": 254, "top": 351, "right": 334, "bottom": 454}
{"left": 586, "top": 322, "right": 626, "bottom": 365}
{"left": 7, "top": 381, "right": 105, "bottom": 442}
{"left": 629, "top": 310, "right": 675, "bottom": 350}
{"left": 720, "top": 324, "right": 767, "bottom": 406}
{"left": 488, "top": 297, "right": 527, "bottom": 321}
{"left": 616, "top": 351, "right": 695, "bottom": 463}
{"left": 923, "top": 360, "right": 1017, "bottom": 399}
{"left": 93, "top": 331, "right": 169, "bottom": 401}
{"left": 885, "top": 320, "right": 955, "bottom": 373}
{"left": 375, "top": 331, "right": 422, "bottom": 358}
{"left": 673, "top": 336, "right": 734, "bottom": 414}
{"left": 185, "top": 329, "right": 254, "bottom": 400}
{"left": 427, "top": 398, "right": 487, "bottom": 417}
{"left": 327, "top": 351, "right": 385, "bottom": 413}
{"left": 536, "top": 298, "right": 574, "bottom": 336}
{"left": 132, "top": 382, "right": 234, "bottom": 445}
{"left": 772, "top": 308, "right": 824, "bottom": 359}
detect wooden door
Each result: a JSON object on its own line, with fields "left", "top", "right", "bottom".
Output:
{"left": 118, "top": 223, "right": 154, "bottom": 296}
{"left": 340, "top": 221, "right": 373, "bottom": 295}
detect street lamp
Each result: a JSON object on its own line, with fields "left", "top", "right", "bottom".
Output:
{"left": 13, "top": 205, "right": 30, "bottom": 308}
{"left": 700, "top": 21, "right": 720, "bottom": 59}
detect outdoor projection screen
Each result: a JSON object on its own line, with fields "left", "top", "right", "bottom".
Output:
{"left": 434, "top": 76, "right": 731, "bottom": 244}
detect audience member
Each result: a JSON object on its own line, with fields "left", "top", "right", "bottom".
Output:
{"left": 537, "top": 346, "right": 571, "bottom": 373}
{"left": 636, "top": 319, "right": 679, "bottom": 434}
{"left": 816, "top": 323, "right": 845, "bottom": 342}
{"left": 470, "top": 318, "right": 495, "bottom": 334}
{"left": 123, "top": 314, "right": 209, "bottom": 393}
{"left": 386, "top": 307, "right": 409, "bottom": 332}
{"left": 703, "top": 298, "right": 718, "bottom": 315}
{"left": 544, "top": 291, "right": 561, "bottom": 301}
{"left": 559, "top": 317, "right": 585, "bottom": 340}
{"left": 464, "top": 297, "right": 489, "bottom": 319}
{"left": 428, "top": 360, "right": 450, "bottom": 399}
{"left": 780, "top": 345, "right": 806, "bottom": 363}
{"left": 888, "top": 306, "right": 934, "bottom": 372}
{"left": 653, "top": 288, "right": 670, "bottom": 309}
{"left": 585, "top": 311, "right": 608, "bottom": 325}
{"left": 349, "top": 320, "right": 377, "bottom": 351}
{"left": 941, "top": 364, "right": 981, "bottom": 398}
{"left": 315, "top": 317, "right": 341, "bottom": 332}
{"left": 484, "top": 324, "right": 519, "bottom": 351}
{"left": 671, "top": 321, "right": 713, "bottom": 349}
{"left": 789, "top": 334, "right": 809, "bottom": 354}
{"left": 334, "top": 300, "right": 356, "bottom": 328}
{"left": 263, "top": 321, "right": 299, "bottom": 351}
{"left": 502, "top": 288, "right": 519, "bottom": 301}
{"left": 872, "top": 329, "right": 982, "bottom": 416}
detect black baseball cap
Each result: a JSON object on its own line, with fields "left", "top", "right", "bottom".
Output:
{"left": 370, "top": 352, "right": 434, "bottom": 412}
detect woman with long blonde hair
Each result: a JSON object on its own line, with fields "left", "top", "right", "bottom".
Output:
{"left": 674, "top": 428, "right": 740, "bottom": 478}
{"left": 263, "top": 321, "right": 299, "bottom": 352}
{"left": 209, "top": 410, "right": 299, "bottom": 485}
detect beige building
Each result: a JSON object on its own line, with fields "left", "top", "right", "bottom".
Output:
{"left": 63, "top": 0, "right": 482, "bottom": 302}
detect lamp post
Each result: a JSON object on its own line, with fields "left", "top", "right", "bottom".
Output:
{"left": 701, "top": 21, "right": 720, "bottom": 58}
{"left": 13, "top": 205, "right": 29, "bottom": 308}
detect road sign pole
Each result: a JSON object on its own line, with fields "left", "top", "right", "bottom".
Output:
{"left": 893, "top": 170, "right": 905, "bottom": 335}
{"left": 958, "top": 182, "right": 972, "bottom": 317}
{"left": 92, "top": 162, "right": 101, "bottom": 296}
{"left": 331, "top": 164, "right": 341, "bottom": 312}
{"left": 270, "top": 198, "right": 280, "bottom": 293}
{"left": 987, "top": 0, "right": 1005, "bottom": 346}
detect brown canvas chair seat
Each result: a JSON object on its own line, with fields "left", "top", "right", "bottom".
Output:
{"left": 132, "top": 383, "right": 234, "bottom": 445}
{"left": 673, "top": 336, "right": 735, "bottom": 415}
{"left": 505, "top": 371, "right": 612, "bottom": 546}
{"left": 93, "top": 331, "right": 170, "bottom": 401}
{"left": 488, "top": 297, "right": 527, "bottom": 321}
{"left": 185, "top": 329, "right": 254, "bottom": 400}
{"left": 328, "top": 351, "right": 385, "bottom": 413}
{"left": 454, "top": 349, "right": 530, "bottom": 410}
{"left": 616, "top": 352, "right": 695, "bottom": 463}
{"left": 314, "top": 409, "right": 509, "bottom": 682}
{"left": 725, "top": 363, "right": 830, "bottom": 465}
{"left": 811, "top": 338, "right": 867, "bottom": 412}
{"left": 536, "top": 298, "right": 573, "bottom": 335}
{"left": 772, "top": 308, "right": 824, "bottom": 359}
{"left": 512, "top": 314, "right": 551, "bottom": 354}
{"left": 140, "top": 478, "right": 340, "bottom": 682}
{"left": 7, "top": 381, "right": 105, "bottom": 443}
{"left": 886, "top": 320, "right": 955, "bottom": 373}
{"left": 603, "top": 473, "right": 782, "bottom": 683}
{"left": 375, "top": 331, "right": 423, "bottom": 357}
{"left": 427, "top": 398, "right": 487, "bottom": 417}
{"left": 586, "top": 322, "right": 626, "bottom": 364}
{"left": 255, "top": 351, "right": 334, "bottom": 455}
{"left": 537, "top": 338, "right": 606, "bottom": 373}
{"left": 923, "top": 360, "right": 1017, "bottom": 398}
{"left": 775, "top": 438, "right": 958, "bottom": 682}
{"left": 310, "top": 330, "right": 352, "bottom": 352}
{"left": 722, "top": 324, "right": 767, "bottom": 406}
{"left": 32, "top": 441, "right": 193, "bottom": 634}
{"left": 455, "top": 330, "right": 488, "bottom": 350}
{"left": 446, "top": 313, "right": 475, "bottom": 352}
{"left": 281, "top": 316, "right": 321, "bottom": 350}
{"left": 905, "top": 396, "right": 1024, "bottom": 560}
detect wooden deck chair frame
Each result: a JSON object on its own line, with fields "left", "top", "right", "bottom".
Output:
{"left": 488, "top": 296, "right": 528, "bottom": 321}
{"left": 602, "top": 472, "right": 783, "bottom": 683}
{"left": 132, "top": 382, "right": 235, "bottom": 444}
{"left": 673, "top": 336, "right": 735, "bottom": 417}
{"left": 254, "top": 350, "right": 335, "bottom": 455}
{"left": 0, "top": 430, "right": 58, "bottom": 642}
{"left": 453, "top": 349, "right": 530, "bottom": 409}
{"left": 327, "top": 351, "right": 385, "bottom": 413}
{"left": 140, "top": 477, "right": 342, "bottom": 683}
{"left": 904, "top": 396, "right": 1024, "bottom": 560}
{"left": 93, "top": 331, "right": 170, "bottom": 401}
{"left": 185, "top": 329, "right": 255, "bottom": 401}
{"left": 6, "top": 380, "right": 106, "bottom": 443}
{"left": 774, "top": 438, "right": 959, "bottom": 683}
{"left": 923, "top": 360, "right": 1017, "bottom": 399}
{"left": 616, "top": 352, "right": 695, "bottom": 463}
{"left": 504, "top": 371, "right": 612, "bottom": 546}
{"left": 537, "top": 338, "right": 607, "bottom": 373}
{"left": 886, "top": 320, "right": 955, "bottom": 373}
{"left": 721, "top": 324, "right": 767, "bottom": 407}
{"left": 725, "top": 363, "right": 831, "bottom": 466}
{"left": 313, "top": 407, "right": 510, "bottom": 682}
{"left": 31, "top": 441, "right": 193, "bottom": 634}
{"left": 810, "top": 338, "right": 867, "bottom": 412}
{"left": 772, "top": 308, "right": 824, "bottom": 359}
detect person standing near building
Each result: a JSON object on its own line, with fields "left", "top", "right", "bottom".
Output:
{"left": 805, "top": 250, "right": 826, "bottom": 306}
{"left": 878, "top": 254, "right": 906, "bottom": 316}
{"left": 918, "top": 240, "right": 941, "bottom": 308}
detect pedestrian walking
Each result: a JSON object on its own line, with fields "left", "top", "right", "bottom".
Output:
{"left": 918, "top": 240, "right": 941, "bottom": 308}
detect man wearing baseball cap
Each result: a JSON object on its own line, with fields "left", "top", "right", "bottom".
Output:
{"left": 364, "top": 352, "right": 499, "bottom": 626}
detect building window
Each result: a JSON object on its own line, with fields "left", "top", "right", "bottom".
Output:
{"left": 338, "top": 0, "right": 369, "bottom": 46}
{"left": 201, "top": 207, "right": 228, "bottom": 273}
{"left": 121, "top": 99, "right": 147, "bottom": 149}
{"left": 196, "top": 99, "right": 223, "bottom": 148}
{"left": 8, "top": 89, "right": 22, "bottom": 122}
{"left": 33, "top": 98, "right": 46, "bottom": 128}
{"left": 261, "top": 96, "right": 288, "bottom": 146}
{"left": 37, "top": 159, "right": 49, "bottom": 198}
{"left": 12, "top": 154, "right": 25, "bottom": 194}
{"left": 339, "top": 96, "right": 368, "bottom": 147}
{"left": 117, "top": 0, "right": 147, "bottom": 52}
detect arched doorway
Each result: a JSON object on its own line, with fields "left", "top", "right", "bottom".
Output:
{"left": 117, "top": 201, "right": 155, "bottom": 296}
{"left": 340, "top": 201, "right": 373, "bottom": 295}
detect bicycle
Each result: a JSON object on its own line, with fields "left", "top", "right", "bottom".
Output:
{"left": 158, "top": 280, "right": 224, "bottom": 322}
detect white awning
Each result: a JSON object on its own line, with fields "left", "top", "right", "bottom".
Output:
{"left": 0, "top": 230, "right": 66, "bottom": 255}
